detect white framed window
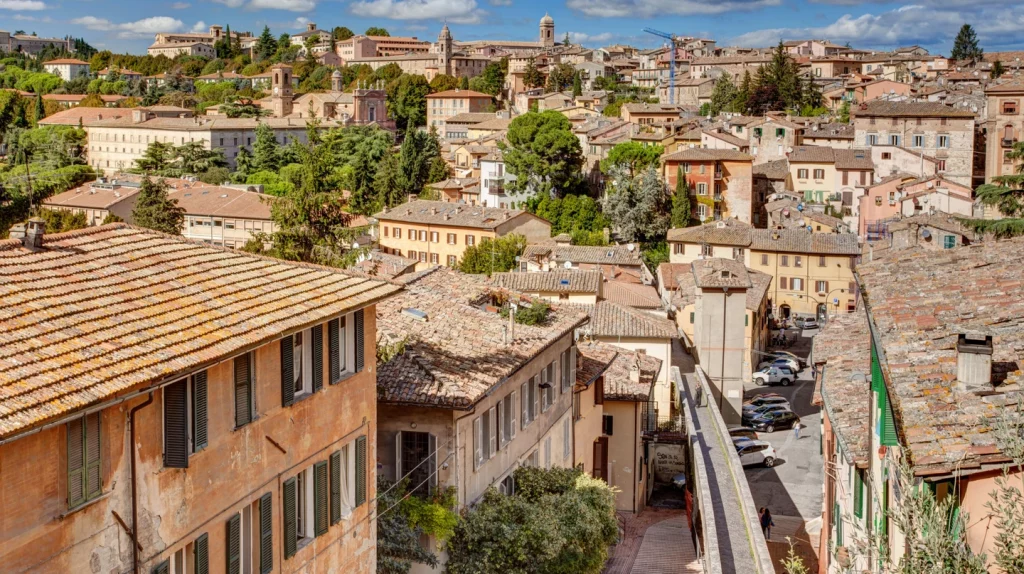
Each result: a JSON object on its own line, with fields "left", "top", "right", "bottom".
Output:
{"left": 816, "top": 280, "right": 827, "bottom": 292}
{"left": 938, "top": 135, "right": 950, "bottom": 148}
{"left": 163, "top": 372, "right": 208, "bottom": 468}
{"left": 541, "top": 362, "right": 555, "bottom": 412}
{"left": 499, "top": 391, "right": 517, "bottom": 449}
{"left": 791, "top": 278, "right": 804, "bottom": 291}
{"left": 697, "top": 204, "right": 708, "bottom": 220}
{"left": 293, "top": 328, "right": 313, "bottom": 399}
{"left": 419, "top": 230, "right": 428, "bottom": 241}
{"left": 697, "top": 182, "right": 707, "bottom": 195}
{"left": 430, "top": 231, "right": 439, "bottom": 243}
{"left": 296, "top": 468, "right": 313, "bottom": 543}
{"left": 912, "top": 135, "right": 924, "bottom": 147}
{"left": 339, "top": 442, "right": 356, "bottom": 518}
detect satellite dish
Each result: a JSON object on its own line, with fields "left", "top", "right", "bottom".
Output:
{"left": 564, "top": 260, "right": 573, "bottom": 269}
{"left": 626, "top": 243, "right": 635, "bottom": 251}
{"left": 921, "top": 229, "right": 932, "bottom": 239}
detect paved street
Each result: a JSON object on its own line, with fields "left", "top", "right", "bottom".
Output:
{"left": 743, "top": 328, "right": 824, "bottom": 569}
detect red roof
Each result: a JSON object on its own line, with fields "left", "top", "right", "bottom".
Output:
{"left": 426, "top": 89, "right": 492, "bottom": 99}
{"left": 38, "top": 107, "right": 134, "bottom": 126}
{"left": 44, "top": 58, "right": 90, "bottom": 65}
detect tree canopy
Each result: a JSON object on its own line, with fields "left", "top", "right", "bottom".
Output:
{"left": 458, "top": 234, "right": 527, "bottom": 275}
{"left": 951, "top": 24, "right": 983, "bottom": 61}
{"left": 387, "top": 74, "right": 431, "bottom": 132}
{"left": 501, "top": 111, "right": 584, "bottom": 198}
{"left": 131, "top": 177, "right": 185, "bottom": 235}
{"left": 601, "top": 165, "right": 671, "bottom": 243}
{"left": 599, "top": 141, "right": 664, "bottom": 176}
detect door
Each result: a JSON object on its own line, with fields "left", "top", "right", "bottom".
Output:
{"left": 593, "top": 437, "right": 609, "bottom": 482}
{"left": 780, "top": 305, "right": 791, "bottom": 319}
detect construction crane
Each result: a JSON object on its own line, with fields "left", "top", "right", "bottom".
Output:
{"left": 642, "top": 28, "right": 678, "bottom": 105}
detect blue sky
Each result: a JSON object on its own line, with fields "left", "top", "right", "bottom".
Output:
{"left": 1, "top": 0, "right": 1020, "bottom": 56}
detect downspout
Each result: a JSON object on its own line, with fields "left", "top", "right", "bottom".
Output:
{"left": 129, "top": 392, "right": 154, "bottom": 574}
{"left": 633, "top": 402, "right": 638, "bottom": 514}
{"left": 719, "top": 288, "right": 729, "bottom": 413}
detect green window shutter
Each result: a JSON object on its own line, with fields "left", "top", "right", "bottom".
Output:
{"left": 312, "top": 324, "right": 323, "bottom": 393}
{"left": 84, "top": 413, "right": 101, "bottom": 500}
{"left": 329, "top": 451, "right": 342, "bottom": 525}
{"left": 328, "top": 318, "right": 340, "bottom": 384}
{"left": 234, "top": 354, "right": 252, "bottom": 428}
{"left": 689, "top": 312, "right": 694, "bottom": 324}
{"left": 164, "top": 380, "right": 189, "bottom": 468}
{"left": 259, "top": 492, "right": 273, "bottom": 574}
{"left": 871, "top": 344, "right": 883, "bottom": 396}
{"left": 881, "top": 393, "right": 899, "bottom": 446}
{"left": 283, "top": 477, "right": 297, "bottom": 559}
{"left": 192, "top": 371, "right": 208, "bottom": 452}
{"left": 281, "top": 334, "right": 294, "bottom": 407}
{"left": 152, "top": 560, "right": 170, "bottom": 574}
{"left": 854, "top": 470, "right": 864, "bottom": 518}
{"left": 226, "top": 514, "right": 241, "bottom": 574}
{"left": 949, "top": 506, "right": 963, "bottom": 539}
{"left": 745, "top": 314, "right": 749, "bottom": 327}
{"left": 194, "top": 532, "right": 209, "bottom": 574}
{"left": 314, "top": 461, "right": 328, "bottom": 536}
{"left": 354, "top": 309, "right": 365, "bottom": 373}
{"left": 67, "top": 417, "right": 86, "bottom": 508}
{"left": 355, "top": 435, "right": 367, "bottom": 506}
{"left": 834, "top": 502, "right": 843, "bottom": 546}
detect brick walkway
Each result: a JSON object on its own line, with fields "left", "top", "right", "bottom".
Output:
{"left": 603, "top": 509, "right": 702, "bottom": 574}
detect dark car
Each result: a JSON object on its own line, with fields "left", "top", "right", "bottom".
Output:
{"left": 741, "top": 404, "right": 788, "bottom": 424}
{"left": 728, "top": 426, "right": 760, "bottom": 441}
{"left": 747, "top": 409, "right": 800, "bottom": 433}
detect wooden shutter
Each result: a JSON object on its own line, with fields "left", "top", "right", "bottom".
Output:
{"left": 328, "top": 318, "right": 340, "bottom": 384}
{"left": 259, "top": 492, "right": 273, "bottom": 574}
{"left": 234, "top": 354, "right": 251, "bottom": 428}
{"left": 881, "top": 392, "right": 899, "bottom": 446}
{"left": 283, "top": 477, "right": 297, "bottom": 559}
{"left": 488, "top": 407, "right": 497, "bottom": 459}
{"left": 314, "top": 461, "right": 328, "bottom": 537}
{"left": 595, "top": 377, "right": 604, "bottom": 405}
{"left": 311, "top": 324, "right": 323, "bottom": 393}
{"left": 570, "top": 347, "right": 577, "bottom": 391}
{"left": 520, "top": 382, "right": 528, "bottom": 430}
{"left": 84, "top": 412, "right": 101, "bottom": 500}
{"left": 354, "top": 309, "right": 365, "bottom": 373}
{"left": 226, "top": 513, "right": 241, "bottom": 574}
{"left": 152, "top": 560, "right": 169, "bottom": 574}
{"left": 355, "top": 435, "right": 367, "bottom": 506}
{"left": 194, "top": 532, "right": 209, "bottom": 574}
{"left": 192, "top": 372, "right": 208, "bottom": 452}
{"left": 780, "top": 277, "right": 788, "bottom": 290}
{"left": 854, "top": 470, "right": 864, "bottom": 518}
{"left": 67, "top": 417, "right": 86, "bottom": 508}
{"left": 329, "top": 451, "right": 342, "bottom": 525}
{"left": 164, "top": 380, "right": 189, "bottom": 468}
{"left": 281, "top": 334, "right": 294, "bottom": 407}
{"left": 510, "top": 390, "right": 517, "bottom": 438}
{"left": 473, "top": 417, "right": 482, "bottom": 470}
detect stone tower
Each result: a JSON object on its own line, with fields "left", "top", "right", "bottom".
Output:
{"left": 331, "top": 69, "right": 343, "bottom": 92}
{"left": 438, "top": 24, "right": 453, "bottom": 76}
{"left": 539, "top": 13, "right": 554, "bottom": 48}
{"left": 271, "top": 63, "right": 293, "bottom": 118}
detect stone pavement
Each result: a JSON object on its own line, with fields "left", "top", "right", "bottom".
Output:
{"left": 603, "top": 509, "right": 702, "bottom": 574}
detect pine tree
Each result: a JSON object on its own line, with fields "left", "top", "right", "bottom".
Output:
{"left": 427, "top": 156, "right": 450, "bottom": 183}
{"left": 459, "top": 75, "right": 469, "bottom": 90}
{"left": 671, "top": 167, "right": 692, "bottom": 228}
{"left": 992, "top": 60, "right": 1006, "bottom": 79}
{"left": 524, "top": 57, "right": 544, "bottom": 89}
{"left": 34, "top": 93, "right": 45, "bottom": 124}
{"left": 563, "top": 32, "right": 571, "bottom": 46}
{"left": 572, "top": 72, "right": 583, "bottom": 97}
{"left": 132, "top": 177, "right": 185, "bottom": 235}
{"left": 951, "top": 24, "right": 983, "bottom": 62}
{"left": 709, "top": 72, "right": 737, "bottom": 116}
{"left": 255, "top": 26, "right": 277, "bottom": 63}
{"left": 372, "top": 152, "right": 400, "bottom": 211}
{"left": 732, "top": 70, "right": 753, "bottom": 113}
{"left": 252, "top": 122, "right": 280, "bottom": 173}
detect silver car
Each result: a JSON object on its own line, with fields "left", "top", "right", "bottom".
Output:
{"left": 736, "top": 440, "right": 777, "bottom": 467}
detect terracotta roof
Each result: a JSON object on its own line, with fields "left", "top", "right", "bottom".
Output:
{"left": 492, "top": 270, "right": 602, "bottom": 294}
{"left": 374, "top": 200, "right": 540, "bottom": 230}
{"left": 833, "top": 149, "right": 874, "bottom": 171}
{"left": 43, "top": 58, "right": 90, "bottom": 65}
{"left": 596, "top": 342, "right": 662, "bottom": 401}
{"left": 38, "top": 107, "right": 134, "bottom": 126}
{"left": 601, "top": 280, "right": 661, "bottom": 309}
{"left": 702, "top": 129, "right": 750, "bottom": 149}
{"left": 375, "top": 268, "right": 589, "bottom": 409}
{"left": 788, "top": 145, "right": 835, "bottom": 164}
{"left": 575, "top": 340, "right": 617, "bottom": 388}
{"left": 623, "top": 103, "right": 684, "bottom": 114}
{"left": 746, "top": 269, "right": 772, "bottom": 311}
{"left": 471, "top": 117, "right": 512, "bottom": 131}
{"left": 351, "top": 251, "right": 418, "bottom": 280}
{"left": 426, "top": 89, "right": 492, "bottom": 99}
{"left": 167, "top": 186, "right": 273, "bottom": 221}
{"left": 691, "top": 258, "right": 752, "bottom": 289}
{"left": 42, "top": 94, "right": 126, "bottom": 103}
{"left": 662, "top": 148, "right": 753, "bottom": 162}
{"left": 44, "top": 179, "right": 141, "bottom": 210}
{"left": 753, "top": 159, "right": 790, "bottom": 180}
{"left": 886, "top": 214, "right": 978, "bottom": 239}
{"left": 750, "top": 229, "right": 860, "bottom": 255}
{"left": 657, "top": 262, "right": 690, "bottom": 291}
{"left": 444, "top": 112, "right": 497, "bottom": 125}
{"left": 522, "top": 244, "right": 645, "bottom": 267}
{"left": 813, "top": 308, "right": 872, "bottom": 467}
{"left": 803, "top": 123, "right": 854, "bottom": 139}
{"left": 0, "top": 224, "right": 403, "bottom": 439}
{"left": 857, "top": 237, "right": 1024, "bottom": 474}
{"left": 985, "top": 82, "right": 1024, "bottom": 94}
{"left": 581, "top": 301, "right": 676, "bottom": 339}
{"left": 667, "top": 219, "right": 753, "bottom": 246}
{"left": 852, "top": 101, "right": 975, "bottom": 118}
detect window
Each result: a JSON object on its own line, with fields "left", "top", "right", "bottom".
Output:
{"left": 234, "top": 353, "right": 254, "bottom": 428}
{"left": 937, "top": 135, "right": 950, "bottom": 148}
{"left": 699, "top": 243, "right": 713, "bottom": 257}
{"left": 881, "top": 152, "right": 892, "bottom": 160}
{"left": 697, "top": 204, "right": 707, "bottom": 220}
{"left": 394, "top": 227, "right": 401, "bottom": 239}
{"left": 854, "top": 469, "right": 865, "bottom": 519}
{"left": 67, "top": 413, "right": 102, "bottom": 508}
{"left": 816, "top": 280, "right": 827, "bottom": 293}
{"left": 940, "top": 118, "right": 948, "bottom": 126}
{"left": 499, "top": 391, "right": 517, "bottom": 448}
{"left": 888, "top": 135, "right": 900, "bottom": 146}
{"left": 867, "top": 134, "right": 878, "bottom": 145}
{"left": 396, "top": 431, "right": 436, "bottom": 495}
{"left": 761, "top": 254, "right": 768, "bottom": 266}
{"left": 733, "top": 247, "right": 744, "bottom": 261}
{"left": 418, "top": 230, "right": 427, "bottom": 242}
{"left": 473, "top": 406, "right": 497, "bottom": 470}
{"left": 466, "top": 235, "right": 475, "bottom": 246}
{"left": 780, "top": 277, "right": 788, "bottom": 289}
{"left": 813, "top": 169, "right": 825, "bottom": 180}
{"left": 775, "top": 128, "right": 785, "bottom": 138}
{"left": 447, "top": 233, "right": 457, "bottom": 244}
{"left": 561, "top": 347, "right": 575, "bottom": 392}
{"left": 225, "top": 505, "right": 254, "bottom": 574}
{"left": 682, "top": 162, "right": 690, "bottom": 173}
{"left": 164, "top": 371, "right": 208, "bottom": 468}
{"left": 1003, "top": 100, "right": 1018, "bottom": 115}
{"left": 328, "top": 313, "right": 361, "bottom": 385}
{"left": 447, "top": 255, "right": 457, "bottom": 266}
{"left": 673, "top": 243, "right": 684, "bottom": 255}
{"left": 430, "top": 253, "right": 439, "bottom": 264}
{"left": 541, "top": 362, "right": 555, "bottom": 412}
{"left": 912, "top": 135, "right": 924, "bottom": 147}
{"left": 293, "top": 328, "right": 314, "bottom": 399}
{"left": 697, "top": 182, "right": 707, "bottom": 195}
{"left": 797, "top": 168, "right": 808, "bottom": 179}
{"left": 521, "top": 376, "right": 539, "bottom": 429}
{"left": 418, "top": 252, "right": 427, "bottom": 263}
{"left": 780, "top": 255, "right": 789, "bottom": 267}
{"left": 791, "top": 277, "right": 804, "bottom": 291}
{"left": 794, "top": 256, "right": 802, "bottom": 268}
{"left": 944, "top": 235, "right": 956, "bottom": 249}
{"left": 544, "top": 436, "right": 552, "bottom": 468}
{"left": 430, "top": 231, "right": 438, "bottom": 243}
{"left": 407, "top": 250, "right": 417, "bottom": 260}
{"left": 699, "top": 164, "right": 706, "bottom": 174}
{"left": 937, "top": 160, "right": 946, "bottom": 172}
{"left": 602, "top": 414, "right": 614, "bottom": 435}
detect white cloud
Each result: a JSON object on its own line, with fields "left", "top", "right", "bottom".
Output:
{"left": 248, "top": 0, "right": 316, "bottom": 10}
{"left": 190, "top": 20, "right": 207, "bottom": 33}
{"left": 351, "top": 0, "right": 485, "bottom": 23}
{"left": 171, "top": 2, "right": 191, "bottom": 8}
{"left": 12, "top": 12, "right": 49, "bottom": 20}
{"left": 72, "top": 15, "right": 192, "bottom": 39}
{"left": 488, "top": 0, "right": 512, "bottom": 5}
{"left": 289, "top": 16, "right": 311, "bottom": 29}
{"left": 0, "top": 0, "right": 46, "bottom": 10}
{"left": 567, "top": 0, "right": 778, "bottom": 18}
{"left": 568, "top": 31, "right": 613, "bottom": 44}
{"left": 211, "top": 0, "right": 245, "bottom": 6}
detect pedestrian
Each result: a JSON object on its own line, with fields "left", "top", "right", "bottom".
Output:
{"left": 793, "top": 421, "right": 802, "bottom": 439}
{"left": 760, "top": 507, "right": 774, "bottom": 540}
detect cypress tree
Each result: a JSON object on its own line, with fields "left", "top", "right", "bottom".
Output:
{"left": 671, "top": 167, "right": 692, "bottom": 228}
{"left": 34, "top": 92, "right": 45, "bottom": 124}
{"left": 572, "top": 72, "right": 582, "bottom": 97}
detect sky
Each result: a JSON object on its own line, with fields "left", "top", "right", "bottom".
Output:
{"left": 1, "top": 0, "right": 1021, "bottom": 56}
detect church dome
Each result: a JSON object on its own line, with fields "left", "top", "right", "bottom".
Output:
{"left": 540, "top": 13, "right": 554, "bottom": 25}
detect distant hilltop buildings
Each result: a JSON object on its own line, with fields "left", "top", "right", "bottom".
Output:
{"left": 0, "top": 30, "right": 74, "bottom": 56}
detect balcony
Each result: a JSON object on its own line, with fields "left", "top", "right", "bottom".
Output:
{"left": 713, "top": 194, "right": 723, "bottom": 202}
{"left": 1003, "top": 138, "right": 1017, "bottom": 148}
{"left": 714, "top": 171, "right": 724, "bottom": 180}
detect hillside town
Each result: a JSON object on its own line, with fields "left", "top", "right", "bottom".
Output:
{"left": 4, "top": 7, "right": 1024, "bottom": 574}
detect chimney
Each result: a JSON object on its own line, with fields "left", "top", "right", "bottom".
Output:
{"left": 430, "top": 207, "right": 437, "bottom": 215}
{"left": 629, "top": 354, "right": 642, "bottom": 383}
{"left": 307, "top": 22, "right": 317, "bottom": 32}
{"left": 957, "top": 333, "right": 994, "bottom": 393}
{"left": 14, "top": 218, "right": 46, "bottom": 251}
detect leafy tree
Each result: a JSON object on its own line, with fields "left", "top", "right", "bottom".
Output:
{"left": 131, "top": 177, "right": 185, "bottom": 235}
{"left": 992, "top": 60, "right": 1006, "bottom": 79}
{"left": 545, "top": 63, "right": 576, "bottom": 93}
{"left": 641, "top": 241, "right": 669, "bottom": 270}
{"left": 501, "top": 110, "right": 584, "bottom": 198}
{"left": 397, "top": 129, "right": 441, "bottom": 199}
{"left": 371, "top": 151, "right": 401, "bottom": 214}
{"left": 709, "top": 72, "right": 737, "bottom": 116}
{"left": 387, "top": 74, "right": 430, "bottom": 132}
{"left": 523, "top": 57, "right": 545, "bottom": 89}
{"left": 800, "top": 76, "right": 824, "bottom": 112}
{"left": 221, "top": 97, "right": 268, "bottom": 119}
{"left": 429, "top": 74, "right": 459, "bottom": 92}
{"left": 839, "top": 100, "right": 851, "bottom": 124}
{"left": 472, "top": 58, "right": 508, "bottom": 96}
{"left": 175, "top": 141, "right": 228, "bottom": 175}
{"left": 245, "top": 170, "right": 294, "bottom": 196}
{"left": 458, "top": 75, "right": 469, "bottom": 90}
{"left": 602, "top": 100, "right": 623, "bottom": 117}
{"left": 376, "top": 478, "right": 457, "bottom": 574}
{"left": 37, "top": 208, "right": 87, "bottom": 233}
{"left": 671, "top": 167, "right": 692, "bottom": 227}
{"left": 599, "top": 141, "right": 663, "bottom": 176}
{"left": 458, "top": 234, "right": 527, "bottom": 276}
{"left": 530, "top": 194, "right": 609, "bottom": 235}
{"left": 601, "top": 165, "right": 670, "bottom": 243}
{"left": 255, "top": 26, "right": 277, "bottom": 62}
{"left": 747, "top": 81, "right": 783, "bottom": 115}
{"left": 365, "top": 27, "right": 389, "bottom": 37}
{"left": 333, "top": 26, "right": 354, "bottom": 41}
{"left": 198, "top": 166, "right": 230, "bottom": 184}
{"left": 572, "top": 72, "right": 583, "bottom": 97}
{"left": 252, "top": 122, "right": 281, "bottom": 173}
{"left": 427, "top": 155, "right": 450, "bottom": 183}
{"left": 951, "top": 24, "right": 983, "bottom": 61}
{"left": 135, "top": 141, "right": 176, "bottom": 173}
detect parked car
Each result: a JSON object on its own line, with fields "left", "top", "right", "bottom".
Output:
{"left": 736, "top": 440, "right": 777, "bottom": 467}
{"left": 758, "top": 357, "right": 800, "bottom": 372}
{"left": 728, "top": 426, "right": 760, "bottom": 441}
{"left": 742, "top": 395, "right": 791, "bottom": 412}
{"left": 747, "top": 409, "right": 801, "bottom": 433}
{"left": 742, "top": 404, "right": 788, "bottom": 423}
{"left": 767, "top": 350, "right": 807, "bottom": 368}
{"left": 752, "top": 366, "right": 797, "bottom": 387}
{"left": 732, "top": 436, "right": 756, "bottom": 447}
{"left": 795, "top": 317, "right": 819, "bottom": 330}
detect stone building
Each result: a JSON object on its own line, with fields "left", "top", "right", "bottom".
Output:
{"left": 147, "top": 25, "right": 252, "bottom": 57}
{"left": 0, "top": 30, "right": 73, "bottom": 55}
{"left": 0, "top": 223, "right": 401, "bottom": 574}
{"left": 984, "top": 81, "right": 1024, "bottom": 184}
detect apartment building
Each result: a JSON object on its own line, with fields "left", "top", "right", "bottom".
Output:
{"left": 662, "top": 148, "right": 755, "bottom": 224}
{"left": 667, "top": 220, "right": 860, "bottom": 319}
{"left": 426, "top": 89, "right": 493, "bottom": 136}
{"left": 478, "top": 149, "right": 527, "bottom": 209}
{"left": 42, "top": 94, "right": 127, "bottom": 108}
{"left": 374, "top": 199, "right": 551, "bottom": 268}
{"left": 620, "top": 103, "right": 685, "bottom": 126}
{"left": 0, "top": 222, "right": 401, "bottom": 574}
{"left": 983, "top": 82, "right": 1024, "bottom": 183}
{"left": 42, "top": 176, "right": 144, "bottom": 225}
{"left": 147, "top": 25, "right": 251, "bottom": 57}
{"left": 787, "top": 146, "right": 874, "bottom": 219}
{"left": 851, "top": 101, "right": 976, "bottom": 186}
{"left": 42, "top": 58, "right": 90, "bottom": 81}
{"left": 520, "top": 242, "right": 653, "bottom": 284}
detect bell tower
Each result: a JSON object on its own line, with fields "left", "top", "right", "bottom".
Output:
{"left": 271, "top": 63, "right": 293, "bottom": 118}
{"left": 438, "top": 24, "right": 453, "bottom": 76}
{"left": 539, "top": 13, "right": 554, "bottom": 48}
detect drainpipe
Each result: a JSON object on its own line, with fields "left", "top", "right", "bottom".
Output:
{"left": 129, "top": 392, "right": 154, "bottom": 574}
